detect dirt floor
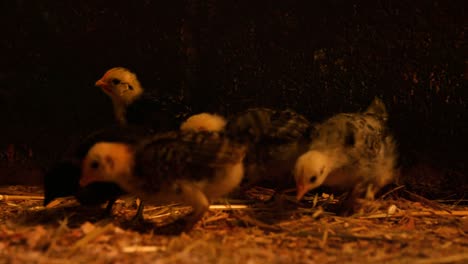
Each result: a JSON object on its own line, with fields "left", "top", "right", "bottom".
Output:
{"left": 0, "top": 185, "right": 467, "bottom": 264}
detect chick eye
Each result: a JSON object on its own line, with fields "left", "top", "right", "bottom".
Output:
{"left": 111, "top": 78, "right": 121, "bottom": 85}
{"left": 309, "top": 176, "right": 317, "bottom": 183}
{"left": 90, "top": 160, "right": 100, "bottom": 169}
{"left": 128, "top": 85, "right": 134, "bottom": 90}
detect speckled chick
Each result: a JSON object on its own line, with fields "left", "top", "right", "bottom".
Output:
{"left": 294, "top": 98, "right": 398, "bottom": 211}
{"left": 181, "top": 108, "right": 314, "bottom": 189}
{"left": 80, "top": 130, "right": 247, "bottom": 229}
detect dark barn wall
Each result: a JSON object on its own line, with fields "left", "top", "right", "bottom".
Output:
{"left": 0, "top": 1, "right": 466, "bottom": 187}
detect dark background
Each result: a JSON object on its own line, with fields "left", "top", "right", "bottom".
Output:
{"left": 0, "top": 1, "right": 466, "bottom": 193}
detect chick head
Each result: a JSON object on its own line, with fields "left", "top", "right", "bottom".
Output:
{"left": 81, "top": 142, "right": 134, "bottom": 188}
{"left": 95, "top": 67, "right": 143, "bottom": 105}
{"left": 293, "top": 150, "right": 332, "bottom": 200}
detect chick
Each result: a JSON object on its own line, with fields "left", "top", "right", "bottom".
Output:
{"left": 80, "top": 130, "right": 247, "bottom": 229}
{"left": 95, "top": 67, "right": 143, "bottom": 125}
{"left": 95, "top": 67, "right": 191, "bottom": 131}
{"left": 234, "top": 108, "right": 314, "bottom": 189}
{"left": 43, "top": 125, "right": 148, "bottom": 212}
{"left": 181, "top": 108, "right": 314, "bottom": 190}
{"left": 294, "top": 98, "right": 398, "bottom": 213}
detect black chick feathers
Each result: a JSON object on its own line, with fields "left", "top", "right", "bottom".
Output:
{"left": 43, "top": 125, "right": 149, "bottom": 207}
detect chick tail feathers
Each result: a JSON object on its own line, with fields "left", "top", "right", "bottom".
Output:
{"left": 365, "top": 97, "right": 388, "bottom": 121}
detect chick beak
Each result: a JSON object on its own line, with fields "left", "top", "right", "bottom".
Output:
{"left": 296, "top": 183, "right": 309, "bottom": 201}
{"left": 96, "top": 79, "right": 113, "bottom": 94}
{"left": 95, "top": 79, "right": 106, "bottom": 87}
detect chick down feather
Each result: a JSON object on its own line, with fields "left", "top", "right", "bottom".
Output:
{"left": 180, "top": 113, "right": 227, "bottom": 132}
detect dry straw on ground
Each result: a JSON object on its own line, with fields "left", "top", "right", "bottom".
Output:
{"left": 0, "top": 185, "right": 467, "bottom": 263}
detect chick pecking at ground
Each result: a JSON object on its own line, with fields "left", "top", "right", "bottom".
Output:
{"left": 181, "top": 108, "right": 314, "bottom": 191}
{"left": 95, "top": 67, "right": 192, "bottom": 131}
{"left": 43, "top": 125, "right": 149, "bottom": 213}
{"left": 294, "top": 98, "right": 398, "bottom": 215}
{"left": 80, "top": 130, "right": 247, "bottom": 230}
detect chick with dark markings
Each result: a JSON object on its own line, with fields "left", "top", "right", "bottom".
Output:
{"left": 80, "top": 130, "right": 247, "bottom": 230}
{"left": 182, "top": 108, "right": 314, "bottom": 190}
{"left": 294, "top": 98, "right": 398, "bottom": 214}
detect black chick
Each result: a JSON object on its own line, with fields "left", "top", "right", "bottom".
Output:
{"left": 95, "top": 67, "right": 192, "bottom": 132}
{"left": 43, "top": 125, "right": 149, "bottom": 211}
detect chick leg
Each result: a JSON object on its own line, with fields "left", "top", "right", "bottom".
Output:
{"left": 337, "top": 182, "right": 369, "bottom": 216}
{"left": 179, "top": 183, "right": 209, "bottom": 231}
{"left": 230, "top": 164, "right": 263, "bottom": 199}
{"left": 365, "top": 183, "right": 377, "bottom": 200}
